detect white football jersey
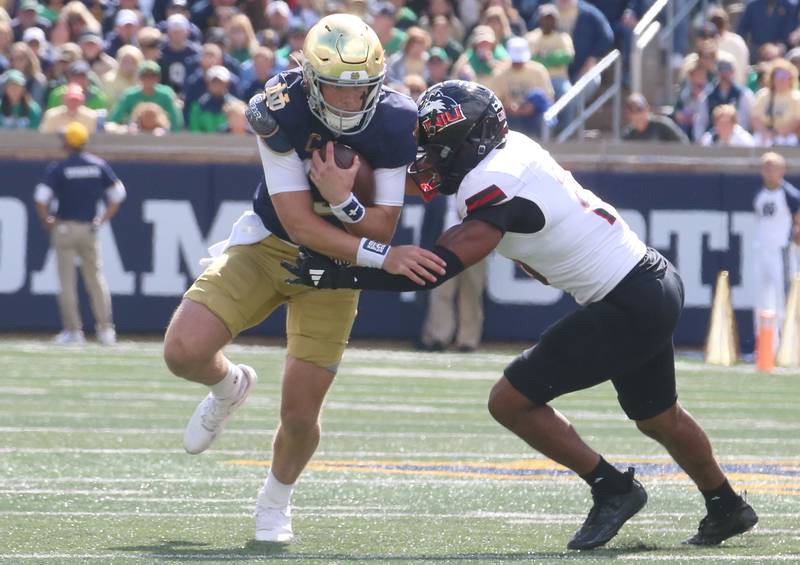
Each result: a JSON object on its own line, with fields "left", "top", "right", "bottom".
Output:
{"left": 456, "top": 131, "right": 647, "bottom": 305}
{"left": 753, "top": 183, "right": 800, "bottom": 249}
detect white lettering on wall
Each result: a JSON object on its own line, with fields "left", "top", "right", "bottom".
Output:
{"left": 617, "top": 208, "right": 647, "bottom": 242}
{"left": 0, "top": 196, "right": 767, "bottom": 316}
{"left": 0, "top": 197, "right": 27, "bottom": 293}
{"left": 141, "top": 200, "right": 250, "bottom": 296}
{"left": 651, "top": 210, "right": 730, "bottom": 308}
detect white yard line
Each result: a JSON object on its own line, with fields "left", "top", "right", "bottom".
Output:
{"left": 3, "top": 426, "right": 800, "bottom": 443}
{"left": 3, "top": 553, "right": 798, "bottom": 562}
{"left": 619, "top": 556, "right": 800, "bottom": 562}
{"left": 1, "top": 446, "right": 799, "bottom": 462}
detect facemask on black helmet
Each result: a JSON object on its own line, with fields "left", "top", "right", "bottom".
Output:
{"left": 409, "top": 80, "right": 507, "bottom": 201}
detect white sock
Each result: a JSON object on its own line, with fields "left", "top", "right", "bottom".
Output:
{"left": 209, "top": 360, "right": 243, "bottom": 400}
{"left": 260, "top": 469, "right": 295, "bottom": 508}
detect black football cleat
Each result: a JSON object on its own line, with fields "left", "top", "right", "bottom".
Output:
{"left": 683, "top": 497, "right": 758, "bottom": 546}
{"left": 567, "top": 468, "right": 648, "bottom": 550}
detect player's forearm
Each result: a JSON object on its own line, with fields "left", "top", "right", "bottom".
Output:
{"left": 291, "top": 245, "right": 463, "bottom": 291}
{"left": 343, "top": 207, "right": 398, "bottom": 243}
{"left": 35, "top": 202, "right": 52, "bottom": 224}
{"left": 284, "top": 213, "right": 362, "bottom": 263}
{"left": 97, "top": 201, "right": 121, "bottom": 224}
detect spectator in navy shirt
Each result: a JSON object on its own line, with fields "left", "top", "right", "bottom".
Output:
{"left": 696, "top": 57, "right": 754, "bottom": 136}
{"left": 738, "top": 0, "right": 797, "bottom": 55}
{"left": 586, "top": 0, "right": 645, "bottom": 80}
{"left": 11, "top": 0, "right": 52, "bottom": 42}
{"left": 203, "top": 26, "right": 243, "bottom": 79}
{"left": 160, "top": 13, "right": 199, "bottom": 96}
{"left": 156, "top": 0, "right": 203, "bottom": 45}
{"left": 104, "top": 9, "right": 142, "bottom": 58}
{"left": 33, "top": 121, "right": 126, "bottom": 346}
{"left": 183, "top": 42, "right": 241, "bottom": 123}
{"left": 535, "top": 0, "right": 613, "bottom": 83}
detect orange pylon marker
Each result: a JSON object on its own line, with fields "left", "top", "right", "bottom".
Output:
{"left": 756, "top": 310, "right": 776, "bottom": 373}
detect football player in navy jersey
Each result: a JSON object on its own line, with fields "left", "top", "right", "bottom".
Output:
{"left": 162, "top": 14, "right": 443, "bottom": 543}
{"left": 286, "top": 80, "right": 759, "bottom": 550}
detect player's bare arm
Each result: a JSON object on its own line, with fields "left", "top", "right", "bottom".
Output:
{"left": 285, "top": 218, "right": 499, "bottom": 290}
{"left": 272, "top": 190, "right": 445, "bottom": 281}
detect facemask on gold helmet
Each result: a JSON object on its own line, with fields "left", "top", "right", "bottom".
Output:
{"left": 302, "top": 14, "right": 386, "bottom": 135}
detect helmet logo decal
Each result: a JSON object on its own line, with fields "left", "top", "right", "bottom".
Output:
{"left": 341, "top": 70, "right": 369, "bottom": 80}
{"left": 419, "top": 92, "right": 466, "bottom": 136}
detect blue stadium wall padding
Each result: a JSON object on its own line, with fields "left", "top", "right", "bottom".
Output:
{"left": 0, "top": 158, "right": 777, "bottom": 349}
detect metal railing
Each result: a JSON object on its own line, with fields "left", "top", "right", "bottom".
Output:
{"left": 541, "top": 49, "right": 622, "bottom": 143}
{"left": 631, "top": 0, "right": 667, "bottom": 95}
{"left": 631, "top": 0, "right": 708, "bottom": 104}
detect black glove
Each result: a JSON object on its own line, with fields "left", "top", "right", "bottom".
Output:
{"left": 246, "top": 92, "right": 279, "bottom": 138}
{"left": 281, "top": 247, "right": 357, "bottom": 289}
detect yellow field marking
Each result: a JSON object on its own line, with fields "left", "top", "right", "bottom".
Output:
{"left": 225, "top": 457, "right": 800, "bottom": 495}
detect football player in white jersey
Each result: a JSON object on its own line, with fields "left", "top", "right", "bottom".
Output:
{"left": 752, "top": 151, "right": 800, "bottom": 345}
{"left": 285, "top": 81, "right": 758, "bottom": 550}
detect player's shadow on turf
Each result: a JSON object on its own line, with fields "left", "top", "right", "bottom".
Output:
{"left": 109, "top": 540, "right": 658, "bottom": 561}
{"left": 110, "top": 539, "right": 290, "bottom": 560}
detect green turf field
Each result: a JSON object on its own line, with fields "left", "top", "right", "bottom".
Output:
{"left": 0, "top": 339, "right": 798, "bottom": 563}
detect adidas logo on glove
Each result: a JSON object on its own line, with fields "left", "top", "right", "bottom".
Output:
{"left": 310, "top": 269, "right": 325, "bottom": 286}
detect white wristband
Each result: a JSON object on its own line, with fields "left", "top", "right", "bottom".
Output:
{"left": 330, "top": 193, "right": 366, "bottom": 224}
{"left": 356, "top": 238, "right": 390, "bottom": 268}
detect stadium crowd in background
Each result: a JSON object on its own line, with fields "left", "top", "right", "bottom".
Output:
{"left": 3, "top": 1, "right": 800, "bottom": 143}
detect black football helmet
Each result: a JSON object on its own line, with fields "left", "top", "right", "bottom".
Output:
{"left": 409, "top": 80, "right": 508, "bottom": 200}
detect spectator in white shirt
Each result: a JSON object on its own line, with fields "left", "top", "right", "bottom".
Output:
{"left": 699, "top": 104, "right": 756, "bottom": 147}
{"left": 709, "top": 6, "right": 749, "bottom": 84}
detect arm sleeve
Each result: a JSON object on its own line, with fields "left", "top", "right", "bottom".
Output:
{"left": 34, "top": 183, "right": 54, "bottom": 204}
{"left": 256, "top": 137, "right": 309, "bottom": 195}
{"left": 463, "top": 197, "right": 546, "bottom": 234}
{"left": 105, "top": 180, "right": 127, "bottom": 203}
{"left": 593, "top": 12, "right": 614, "bottom": 57}
{"left": 372, "top": 166, "right": 406, "bottom": 207}
{"left": 785, "top": 185, "right": 800, "bottom": 214}
{"left": 346, "top": 245, "right": 465, "bottom": 291}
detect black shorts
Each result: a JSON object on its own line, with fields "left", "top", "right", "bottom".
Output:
{"left": 504, "top": 248, "right": 685, "bottom": 421}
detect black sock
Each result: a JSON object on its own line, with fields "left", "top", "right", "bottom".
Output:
{"left": 701, "top": 480, "right": 740, "bottom": 516}
{"left": 580, "top": 457, "right": 631, "bottom": 495}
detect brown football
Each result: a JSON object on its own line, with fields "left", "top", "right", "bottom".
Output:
{"left": 317, "top": 143, "right": 376, "bottom": 207}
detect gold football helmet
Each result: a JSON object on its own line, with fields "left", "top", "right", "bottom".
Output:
{"left": 302, "top": 13, "right": 385, "bottom": 135}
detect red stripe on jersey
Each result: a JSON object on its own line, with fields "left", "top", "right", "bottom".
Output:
{"left": 466, "top": 185, "right": 506, "bottom": 213}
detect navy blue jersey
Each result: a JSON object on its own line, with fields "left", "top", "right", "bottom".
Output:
{"left": 252, "top": 68, "right": 418, "bottom": 242}
{"left": 39, "top": 152, "right": 120, "bottom": 222}
{"left": 160, "top": 42, "right": 201, "bottom": 95}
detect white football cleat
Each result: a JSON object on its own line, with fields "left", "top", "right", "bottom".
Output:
{"left": 183, "top": 364, "right": 257, "bottom": 454}
{"left": 255, "top": 500, "right": 294, "bottom": 542}
{"left": 96, "top": 327, "right": 116, "bottom": 346}
{"left": 53, "top": 330, "right": 86, "bottom": 346}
